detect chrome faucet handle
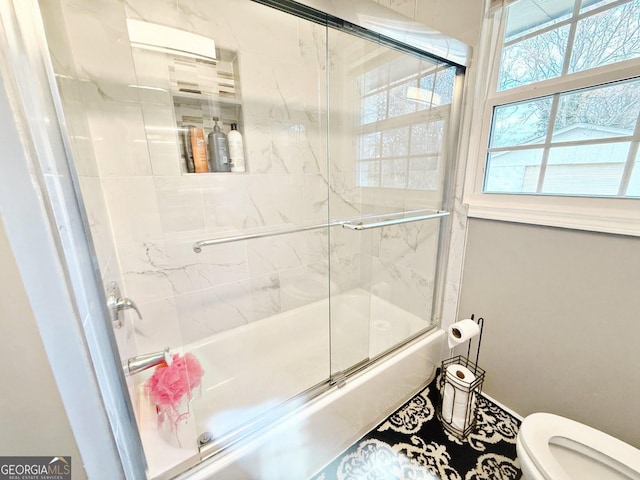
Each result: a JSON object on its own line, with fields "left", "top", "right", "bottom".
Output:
{"left": 115, "top": 297, "right": 142, "bottom": 320}
{"left": 106, "top": 281, "right": 142, "bottom": 329}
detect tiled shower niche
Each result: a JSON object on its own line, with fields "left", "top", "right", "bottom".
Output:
{"left": 131, "top": 45, "right": 246, "bottom": 175}
{"left": 169, "top": 50, "right": 246, "bottom": 175}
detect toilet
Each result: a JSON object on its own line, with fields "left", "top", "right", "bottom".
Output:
{"left": 516, "top": 413, "right": 640, "bottom": 480}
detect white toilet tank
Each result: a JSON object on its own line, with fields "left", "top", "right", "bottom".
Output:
{"left": 516, "top": 413, "right": 640, "bottom": 480}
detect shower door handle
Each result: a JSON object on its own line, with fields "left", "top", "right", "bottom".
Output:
{"left": 106, "top": 281, "right": 142, "bottom": 329}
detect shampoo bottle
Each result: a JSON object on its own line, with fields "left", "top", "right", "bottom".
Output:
{"left": 228, "top": 123, "right": 246, "bottom": 172}
{"left": 190, "top": 127, "right": 209, "bottom": 173}
{"left": 207, "top": 117, "right": 230, "bottom": 172}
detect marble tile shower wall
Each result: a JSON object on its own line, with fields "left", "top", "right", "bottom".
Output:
{"left": 124, "top": 0, "right": 343, "bottom": 353}
{"left": 371, "top": 0, "right": 485, "bottom": 332}
{"left": 40, "top": 0, "right": 138, "bottom": 366}
{"left": 327, "top": 29, "right": 443, "bottom": 322}
{"left": 55, "top": 0, "right": 442, "bottom": 360}
{"left": 52, "top": 0, "right": 345, "bottom": 356}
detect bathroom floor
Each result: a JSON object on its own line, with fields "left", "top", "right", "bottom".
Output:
{"left": 311, "top": 373, "right": 522, "bottom": 479}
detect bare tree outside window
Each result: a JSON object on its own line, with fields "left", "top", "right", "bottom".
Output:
{"left": 499, "top": 0, "right": 640, "bottom": 92}
{"left": 484, "top": 0, "right": 640, "bottom": 197}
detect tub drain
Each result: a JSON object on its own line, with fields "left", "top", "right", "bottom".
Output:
{"left": 198, "top": 432, "right": 213, "bottom": 447}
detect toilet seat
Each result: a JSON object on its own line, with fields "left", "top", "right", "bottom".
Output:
{"left": 518, "top": 413, "right": 640, "bottom": 480}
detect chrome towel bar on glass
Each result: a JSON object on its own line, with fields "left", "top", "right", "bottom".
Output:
{"left": 340, "top": 210, "right": 449, "bottom": 230}
{"left": 193, "top": 210, "right": 449, "bottom": 252}
{"left": 193, "top": 222, "right": 339, "bottom": 252}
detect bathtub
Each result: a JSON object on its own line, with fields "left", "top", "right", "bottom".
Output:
{"left": 137, "top": 288, "right": 445, "bottom": 479}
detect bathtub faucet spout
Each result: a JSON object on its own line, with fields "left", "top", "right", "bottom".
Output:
{"left": 124, "top": 347, "right": 172, "bottom": 376}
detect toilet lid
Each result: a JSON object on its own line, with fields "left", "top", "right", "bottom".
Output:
{"left": 519, "top": 413, "right": 640, "bottom": 480}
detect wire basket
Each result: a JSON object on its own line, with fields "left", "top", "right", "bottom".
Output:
{"left": 436, "top": 355, "right": 486, "bottom": 439}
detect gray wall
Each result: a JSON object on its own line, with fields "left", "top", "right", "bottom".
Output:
{"left": 458, "top": 218, "right": 640, "bottom": 448}
{"left": 0, "top": 218, "right": 87, "bottom": 479}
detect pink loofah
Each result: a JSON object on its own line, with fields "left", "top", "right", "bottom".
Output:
{"left": 145, "top": 353, "right": 204, "bottom": 409}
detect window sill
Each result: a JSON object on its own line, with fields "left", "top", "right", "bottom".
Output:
{"left": 464, "top": 193, "right": 640, "bottom": 237}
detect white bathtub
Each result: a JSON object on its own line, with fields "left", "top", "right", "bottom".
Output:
{"left": 138, "top": 289, "right": 444, "bottom": 479}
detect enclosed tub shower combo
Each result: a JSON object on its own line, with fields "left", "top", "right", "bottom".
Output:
{"left": 13, "top": 0, "right": 468, "bottom": 477}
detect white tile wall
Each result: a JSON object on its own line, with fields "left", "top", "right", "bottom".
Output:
{"left": 154, "top": 176, "right": 205, "bottom": 234}
{"left": 141, "top": 102, "right": 183, "bottom": 177}
{"left": 101, "top": 177, "right": 164, "bottom": 245}
{"left": 58, "top": 0, "right": 451, "bottom": 365}
{"left": 55, "top": 0, "right": 333, "bottom": 352}
{"left": 134, "top": 296, "right": 184, "bottom": 354}
{"left": 194, "top": 239, "right": 249, "bottom": 289}
{"left": 86, "top": 101, "right": 152, "bottom": 177}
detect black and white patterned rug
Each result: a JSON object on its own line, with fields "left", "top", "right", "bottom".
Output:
{"left": 311, "top": 374, "right": 522, "bottom": 480}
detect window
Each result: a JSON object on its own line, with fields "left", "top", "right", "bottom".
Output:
{"left": 465, "top": 0, "right": 640, "bottom": 235}
{"left": 486, "top": 78, "right": 640, "bottom": 196}
{"left": 356, "top": 54, "right": 456, "bottom": 191}
{"left": 485, "top": 0, "right": 640, "bottom": 198}
{"left": 497, "top": 0, "right": 640, "bottom": 91}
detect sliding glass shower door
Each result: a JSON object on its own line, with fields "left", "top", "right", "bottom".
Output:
{"left": 124, "top": 0, "right": 334, "bottom": 459}
{"left": 327, "top": 29, "right": 461, "bottom": 375}
{"left": 38, "top": 0, "right": 463, "bottom": 475}
{"left": 40, "top": 0, "right": 333, "bottom": 467}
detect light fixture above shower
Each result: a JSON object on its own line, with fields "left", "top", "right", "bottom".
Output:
{"left": 126, "top": 18, "right": 217, "bottom": 63}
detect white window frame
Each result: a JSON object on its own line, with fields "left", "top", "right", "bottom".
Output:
{"left": 463, "top": 0, "right": 640, "bottom": 236}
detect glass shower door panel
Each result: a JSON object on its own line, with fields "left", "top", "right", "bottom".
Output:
{"left": 157, "top": 1, "right": 332, "bottom": 447}
{"left": 328, "top": 29, "right": 456, "bottom": 374}
{"left": 364, "top": 220, "right": 442, "bottom": 358}
{"left": 46, "top": 0, "right": 332, "bottom": 464}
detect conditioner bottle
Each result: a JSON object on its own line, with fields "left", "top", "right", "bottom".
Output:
{"left": 208, "top": 117, "right": 230, "bottom": 172}
{"left": 228, "top": 123, "right": 246, "bottom": 172}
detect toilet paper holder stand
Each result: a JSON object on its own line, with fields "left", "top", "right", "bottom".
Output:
{"left": 437, "top": 314, "right": 485, "bottom": 439}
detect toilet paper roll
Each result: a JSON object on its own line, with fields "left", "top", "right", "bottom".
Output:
{"left": 447, "top": 319, "right": 480, "bottom": 349}
{"left": 445, "top": 363, "right": 475, "bottom": 387}
{"left": 441, "top": 364, "right": 477, "bottom": 431}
